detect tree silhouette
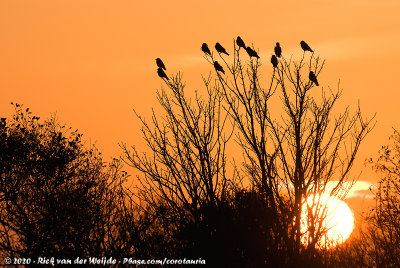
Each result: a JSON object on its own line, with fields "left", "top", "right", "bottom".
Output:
{"left": 120, "top": 72, "right": 239, "bottom": 263}
{"left": 325, "top": 130, "right": 400, "bottom": 267}
{"left": 0, "top": 104, "right": 128, "bottom": 260}
{"left": 0, "top": 37, "right": 381, "bottom": 266}
{"left": 122, "top": 38, "right": 375, "bottom": 266}
{"left": 362, "top": 129, "right": 400, "bottom": 266}
{"left": 209, "top": 39, "right": 374, "bottom": 263}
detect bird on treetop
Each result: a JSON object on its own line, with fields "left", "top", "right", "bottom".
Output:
{"left": 156, "top": 58, "right": 166, "bottom": 70}
{"left": 201, "top": 43, "right": 211, "bottom": 55}
{"left": 271, "top": 55, "right": 278, "bottom": 68}
{"left": 236, "top": 36, "right": 246, "bottom": 49}
{"left": 213, "top": 61, "right": 225, "bottom": 74}
{"left": 157, "top": 67, "right": 169, "bottom": 80}
{"left": 215, "top": 42, "right": 229, "bottom": 55}
{"left": 309, "top": 71, "right": 319, "bottom": 86}
{"left": 300, "top": 41, "right": 314, "bottom": 53}
{"left": 246, "top": 47, "right": 260, "bottom": 59}
{"left": 274, "top": 42, "right": 282, "bottom": 58}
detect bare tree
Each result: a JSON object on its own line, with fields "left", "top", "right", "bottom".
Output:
{"left": 120, "top": 73, "right": 238, "bottom": 261}
{"left": 210, "top": 39, "right": 374, "bottom": 262}
{"left": 123, "top": 38, "right": 374, "bottom": 266}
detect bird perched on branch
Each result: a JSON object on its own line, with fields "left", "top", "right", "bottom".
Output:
{"left": 309, "top": 71, "right": 319, "bottom": 86}
{"left": 246, "top": 47, "right": 260, "bottom": 59}
{"left": 236, "top": 36, "right": 246, "bottom": 50}
{"left": 201, "top": 43, "right": 211, "bottom": 55}
{"left": 215, "top": 42, "right": 229, "bottom": 55}
{"left": 156, "top": 58, "right": 166, "bottom": 70}
{"left": 157, "top": 67, "right": 169, "bottom": 80}
{"left": 271, "top": 55, "right": 278, "bottom": 68}
{"left": 300, "top": 41, "right": 314, "bottom": 53}
{"left": 274, "top": 42, "right": 282, "bottom": 58}
{"left": 214, "top": 61, "right": 225, "bottom": 74}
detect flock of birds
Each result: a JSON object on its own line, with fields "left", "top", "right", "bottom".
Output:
{"left": 156, "top": 37, "right": 319, "bottom": 86}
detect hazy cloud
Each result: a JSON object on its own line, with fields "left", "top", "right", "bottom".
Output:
{"left": 342, "top": 181, "right": 375, "bottom": 200}
{"left": 279, "top": 34, "right": 400, "bottom": 61}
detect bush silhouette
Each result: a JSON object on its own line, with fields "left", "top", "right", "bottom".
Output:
{"left": 0, "top": 104, "right": 127, "bottom": 260}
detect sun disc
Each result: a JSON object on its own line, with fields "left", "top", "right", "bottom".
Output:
{"left": 301, "top": 193, "right": 354, "bottom": 248}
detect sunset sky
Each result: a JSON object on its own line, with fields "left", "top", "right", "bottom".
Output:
{"left": 1, "top": 1, "right": 399, "bottom": 217}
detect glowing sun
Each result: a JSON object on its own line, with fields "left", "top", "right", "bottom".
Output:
{"left": 301, "top": 193, "right": 354, "bottom": 248}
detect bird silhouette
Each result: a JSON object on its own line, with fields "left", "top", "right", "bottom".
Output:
{"left": 271, "top": 55, "right": 278, "bottom": 68}
{"left": 236, "top": 36, "right": 246, "bottom": 50}
{"left": 156, "top": 58, "right": 166, "bottom": 70}
{"left": 215, "top": 42, "right": 229, "bottom": 55}
{"left": 300, "top": 41, "right": 314, "bottom": 53}
{"left": 246, "top": 47, "right": 260, "bottom": 59}
{"left": 201, "top": 43, "right": 211, "bottom": 55}
{"left": 213, "top": 61, "right": 225, "bottom": 74}
{"left": 274, "top": 42, "right": 282, "bottom": 58}
{"left": 157, "top": 67, "right": 169, "bottom": 80}
{"left": 309, "top": 71, "right": 319, "bottom": 86}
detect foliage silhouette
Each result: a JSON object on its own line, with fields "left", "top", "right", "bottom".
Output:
{"left": 321, "top": 130, "right": 400, "bottom": 267}
{"left": 0, "top": 104, "right": 128, "bottom": 261}
{"left": 363, "top": 129, "right": 400, "bottom": 266}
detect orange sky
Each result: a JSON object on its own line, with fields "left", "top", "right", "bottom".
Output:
{"left": 1, "top": 1, "right": 399, "bottom": 215}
